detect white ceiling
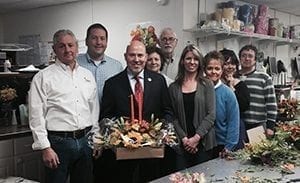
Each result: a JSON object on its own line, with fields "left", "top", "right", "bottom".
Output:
{"left": 0, "top": 0, "right": 300, "bottom": 16}
{"left": 0, "top": 0, "right": 87, "bottom": 14}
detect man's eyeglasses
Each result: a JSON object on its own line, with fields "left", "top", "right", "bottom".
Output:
{"left": 160, "top": 37, "right": 177, "bottom": 43}
{"left": 241, "top": 53, "right": 255, "bottom": 59}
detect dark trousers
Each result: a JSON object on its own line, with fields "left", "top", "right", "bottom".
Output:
{"left": 176, "top": 144, "right": 213, "bottom": 171}
{"left": 159, "top": 146, "right": 177, "bottom": 177}
{"left": 235, "top": 118, "right": 248, "bottom": 150}
{"left": 93, "top": 149, "right": 117, "bottom": 183}
{"left": 46, "top": 135, "right": 93, "bottom": 183}
{"left": 211, "top": 145, "right": 225, "bottom": 159}
{"left": 94, "top": 149, "right": 160, "bottom": 183}
{"left": 117, "top": 158, "right": 160, "bottom": 183}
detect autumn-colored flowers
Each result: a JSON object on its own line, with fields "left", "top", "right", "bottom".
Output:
{"left": 92, "top": 115, "right": 177, "bottom": 149}
{"left": 235, "top": 121, "right": 300, "bottom": 167}
{"left": 169, "top": 172, "right": 206, "bottom": 183}
{"left": 130, "top": 25, "right": 159, "bottom": 48}
{"left": 0, "top": 87, "right": 17, "bottom": 103}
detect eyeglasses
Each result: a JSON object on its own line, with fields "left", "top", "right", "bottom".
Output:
{"left": 160, "top": 37, "right": 177, "bottom": 43}
{"left": 241, "top": 53, "right": 255, "bottom": 59}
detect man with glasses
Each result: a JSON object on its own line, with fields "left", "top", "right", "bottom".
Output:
{"left": 238, "top": 44, "right": 277, "bottom": 139}
{"left": 159, "top": 27, "right": 178, "bottom": 80}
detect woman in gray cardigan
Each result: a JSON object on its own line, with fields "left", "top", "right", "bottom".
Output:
{"left": 169, "top": 44, "right": 217, "bottom": 170}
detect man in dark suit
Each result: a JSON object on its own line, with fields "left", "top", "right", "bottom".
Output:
{"left": 100, "top": 40, "right": 173, "bottom": 183}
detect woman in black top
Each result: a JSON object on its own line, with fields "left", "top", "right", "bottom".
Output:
{"left": 169, "top": 45, "right": 216, "bottom": 170}
{"left": 220, "top": 48, "right": 250, "bottom": 150}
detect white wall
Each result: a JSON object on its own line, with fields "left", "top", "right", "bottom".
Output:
{"left": 1, "top": 0, "right": 185, "bottom": 66}
{"left": 1, "top": 0, "right": 300, "bottom": 76}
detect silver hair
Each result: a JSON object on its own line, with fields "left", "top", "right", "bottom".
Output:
{"left": 159, "top": 27, "right": 177, "bottom": 39}
{"left": 52, "top": 29, "right": 78, "bottom": 45}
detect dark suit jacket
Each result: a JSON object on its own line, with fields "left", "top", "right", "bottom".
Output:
{"left": 100, "top": 68, "right": 173, "bottom": 122}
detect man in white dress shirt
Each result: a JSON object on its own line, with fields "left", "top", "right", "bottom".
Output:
{"left": 28, "top": 29, "right": 99, "bottom": 183}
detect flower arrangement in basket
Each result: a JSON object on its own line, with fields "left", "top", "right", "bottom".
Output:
{"left": 91, "top": 94, "right": 178, "bottom": 157}
{"left": 0, "top": 86, "right": 17, "bottom": 118}
{"left": 130, "top": 24, "right": 159, "bottom": 48}
{"left": 93, "top": 115, "right": 177, "bottom": 150}
{"left": 0, "top": 86, "right": 17, "bottom": 103}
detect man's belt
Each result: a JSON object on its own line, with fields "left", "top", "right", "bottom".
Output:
{"left": 48, "top": 126, "right": 92, "bottom": 139}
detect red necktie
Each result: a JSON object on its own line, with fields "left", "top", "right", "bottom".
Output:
{"left": 134, "top": 76, "right": 143, "bottom": 121}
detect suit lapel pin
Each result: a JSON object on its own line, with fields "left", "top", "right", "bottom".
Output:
{"left": 147, "top": 78, "right": 152, "bottom": 82}
{"left": 84, "top": 77, "right": 91, "bottom": 82}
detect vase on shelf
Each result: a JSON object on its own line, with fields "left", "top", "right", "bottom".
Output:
{"left": 11, "top": 109, "right": 17, "bottom": 125}
{"left": 0, "top": 102, "right": 14, "bottom": 126}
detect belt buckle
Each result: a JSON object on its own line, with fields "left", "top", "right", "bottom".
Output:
{"left": 73, "top": 130, "right": 81, "bottom": 138}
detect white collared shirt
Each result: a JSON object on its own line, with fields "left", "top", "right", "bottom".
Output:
{"left": 29, "top": 60, "right": 100, "bottom": 150}
{"left": 127, "top": 69, "right": 144, "bottom": 94}
{"left": 214, "top": 80, "right": 223, "bottom": 89}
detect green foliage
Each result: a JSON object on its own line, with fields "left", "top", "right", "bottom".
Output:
{"left": 235, "top": 127, "right": 300, "bottom": 167}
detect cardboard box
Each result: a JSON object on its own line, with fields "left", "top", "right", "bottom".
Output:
{"left": 115, "top": 146, "right": 164, "bottom": 160}
{"left": 247, "top": 125, "right": 266, "bottom": 144}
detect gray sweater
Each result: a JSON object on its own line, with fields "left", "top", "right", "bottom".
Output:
{"left": 169, "top": 78, "right": 217, "bottom": 152}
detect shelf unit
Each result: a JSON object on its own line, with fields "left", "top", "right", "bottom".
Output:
{"left": 184, "top": 27, "right": 300, "bottom": 46}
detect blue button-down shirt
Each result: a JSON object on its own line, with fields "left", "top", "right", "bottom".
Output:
{"left": 77, "top": 53, "right": 123, "bottom": 103}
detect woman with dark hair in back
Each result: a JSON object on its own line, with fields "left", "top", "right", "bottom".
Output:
{"left": 220, "top": 48, "right": 250, "bottom": 150}
{"left": 146, "top": 46, "right": 173, "bottom": 86}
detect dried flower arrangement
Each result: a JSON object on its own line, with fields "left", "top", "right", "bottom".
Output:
{"left": 92, "top": 115, "right": 177, "bottom": 150}
{"left": 0, "top": 86, "right": 17, "bottom": 103}
{"left": 169, "top": 172, "right": 206, "bottom": 183}
{"left": 130, "top": 24, "right": 159, "bottom": 48}
{"left": 277, "top": 98, "right": 298, "bottom": 121}
{"left": 235, "top": 122, "right": 300, "bottom": 168}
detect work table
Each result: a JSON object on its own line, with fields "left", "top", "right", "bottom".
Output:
{"left": 151, "top": 158, "right": 300, "bottom": 183}
{"left": 0, "top": 125, "right": 31, "bottom": 140}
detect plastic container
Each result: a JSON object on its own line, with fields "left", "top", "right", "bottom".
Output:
{"left": 269, "top": 18, "right": 278, "bottom": 36}
{"left": 3, "top": 59, "right": 11, "bottom": 72}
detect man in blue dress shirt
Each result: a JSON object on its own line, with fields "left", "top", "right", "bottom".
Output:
{"left": 77, "top": 23, "right": 123, "bottom": 103}
{"left": 77, "top": 23, "right": 123, "bottom": 183}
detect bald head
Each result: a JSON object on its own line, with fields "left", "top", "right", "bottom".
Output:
{"left": 124, "top": 40, "right": 148, "bottom": 75}
{"left": 126, "top": 40, "right": 146, "bottom": 53}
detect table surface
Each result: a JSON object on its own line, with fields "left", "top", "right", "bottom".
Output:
{"left": 0, "top": 176, "right": 38, "bottom": 183}
{"left": 151, "top": 158, "right": 300, "bottom": 183}
{"left": 0, "top": 125, "right": 31, "bottom": 140}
